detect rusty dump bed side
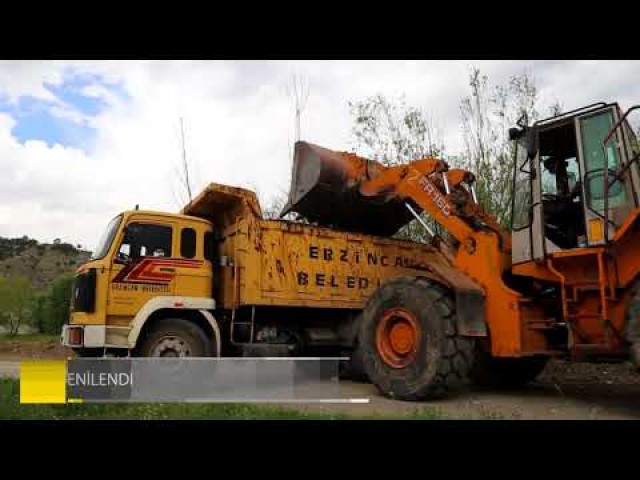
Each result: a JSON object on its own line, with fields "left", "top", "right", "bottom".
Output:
{"left": 218, "top": 216, "right": 459, "bottom": 310}
{"left": 182, "top": 182, "right": 485, "bottom": 334}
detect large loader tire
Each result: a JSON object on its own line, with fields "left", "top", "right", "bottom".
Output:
{"left": 136, "top": 318, "right": 215, "bottom": 357}
{"left": 469, "top": 345, "right": 548, "bottom": 388}
{"left": 625, "top": 280, "right": 640, "bottom": 369}
{"left": 358, "top": 277, "right": 474, "bottom": 401}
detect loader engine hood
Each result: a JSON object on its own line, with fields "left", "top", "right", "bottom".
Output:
{"left": 280, "top": 141, "right": 414, "bottom": 236}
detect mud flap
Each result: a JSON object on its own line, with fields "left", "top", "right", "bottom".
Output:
{"left": 454, "top": 287, "right": 487, "bottom": 337}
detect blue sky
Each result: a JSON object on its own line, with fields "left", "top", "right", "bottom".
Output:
{"left": 0, "top": 71, "right": 128, "bottom": 153}
{"left": 1, "top": 60, "right": 640, "bottom": 248}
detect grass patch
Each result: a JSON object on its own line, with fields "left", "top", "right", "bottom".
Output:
{"left": 0, "top": 378, "right": 353, "bottom": 420}
{"left": 0, "top": 378, "right": 452, "bottom": 420}
{"left": 0, "top": 333, "right": 60, "bottom": 343}
{"left": 0, "top": 378, "right": 507, "bottom": 420}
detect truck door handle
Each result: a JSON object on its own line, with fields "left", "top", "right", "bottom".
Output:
{"left": 159, "top": 267, "right": 176, "bottom": 272}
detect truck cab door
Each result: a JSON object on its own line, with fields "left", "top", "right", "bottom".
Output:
{"left": 575, "top": 106, "right": 638, "bottom": 244}
{"left": 108, "top": 220, "right": 176, "bottom": 318}
{"left": 511, "top": 131, "right": 545, "bottom": 264}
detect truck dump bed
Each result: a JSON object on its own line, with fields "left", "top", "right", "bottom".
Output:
{"left": 182, "top": 183, "right": 456, "bottom": 310}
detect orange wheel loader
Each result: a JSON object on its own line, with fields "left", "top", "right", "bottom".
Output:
{"left": 281, "top": 101, "right": 640, "bottom": 400}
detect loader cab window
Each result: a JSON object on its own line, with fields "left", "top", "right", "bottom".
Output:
{"left": 116, "top": 223, "right": 173, "bottom": 264}
{"left": 512, "top": 140, "right": 533, "bottom": 230}
{"left": 579, "top": 110, "right": 628, "bottom": 212}
{"left": 538, "top": 121, "right": 586, "bottom": 249}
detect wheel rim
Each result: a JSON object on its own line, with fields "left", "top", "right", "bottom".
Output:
{"left": 150, "top": 335, "right": 192, "bottom": 357}
{"left": 376, "top": 308, "right": 420, "bottom": 368}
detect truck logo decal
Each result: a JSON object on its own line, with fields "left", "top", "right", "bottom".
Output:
{"left": 113, "top": 258, "right": 203, "bottom": 285}
{"left": 419, "top": 176, "right": 451, "bottom": 216}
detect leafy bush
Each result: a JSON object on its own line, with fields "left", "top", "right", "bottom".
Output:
{"left": 32, "top": 274, "right": 74, "bottom": 334}
{"left": 0, "top": 276, "right": 34, "bottom": 335}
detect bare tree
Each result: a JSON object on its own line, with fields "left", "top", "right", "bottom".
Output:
{"left": 179, "top": 117, "right": 193, "bottom": 203}
{"left": 459, "top": 68, "right": 545, "bottom": 228}
{"left": 262, "top": 190, "right": 289, "bottom": 220}
{"left": 349, "top": 94, "right": 446, "bottom": 242}
{"left": 350, "top": 94, "right": 445, "bottom": 166}
{"left": 169, "top": 117, "right": 195, "bottom": 210}
{"left": 547, "top": 99, "right": 564, "bottom": 117}
{"left": 286, "top": 74, "right": 310, "bottom": 142}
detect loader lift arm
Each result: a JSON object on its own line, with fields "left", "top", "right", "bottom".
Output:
{"left": 355, "top": 157, "right": 536, "bottom": 356}
{"left": 357, "top": 157, "right": 511, "bottom": 254}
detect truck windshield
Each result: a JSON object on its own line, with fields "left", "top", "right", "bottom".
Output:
{"left": 91, "top": 214, "right": 122, "bottom": 260}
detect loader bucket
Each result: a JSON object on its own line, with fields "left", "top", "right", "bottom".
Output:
{"left": 280, "top": 141, "right": 415, "bottom": 236}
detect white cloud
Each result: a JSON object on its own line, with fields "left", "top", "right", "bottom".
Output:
{"left": 2, "top": 60, "right": 640, "bottom": 251}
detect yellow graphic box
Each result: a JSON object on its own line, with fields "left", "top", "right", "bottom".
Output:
{"left": 20, "top": 360, "right": 68, "bottom": 404}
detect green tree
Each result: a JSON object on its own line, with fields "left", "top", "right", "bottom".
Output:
{"left": 0, "top": 276, "right": 34, "bottom": 335}
{"left": 350, "top": 94, "right": 445, "bottom": 166}
{"left": 31, "top": 294, "right": 46, "bottom": 333}
{"left": 459, "top": 68, "right": 548, "bottom": 228}
{"left": 36, "top": 274, "right": 74, "bottom": 334}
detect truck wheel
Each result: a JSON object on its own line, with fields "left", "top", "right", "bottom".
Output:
{"left": 469, "top": 346, "right": 548, "bottom": 388}
{"left": 359, "top": 277, "right": 474, "bottom": 401}
{"left": 137, "top": 318, "right": 215, "bottom": 357}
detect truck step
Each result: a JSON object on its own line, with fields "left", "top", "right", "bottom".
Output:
{"left": 240, "top": 343, "right": 296, "bottom": 357}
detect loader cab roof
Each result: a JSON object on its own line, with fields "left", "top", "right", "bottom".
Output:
{"left": 533, "top": 101, "right": 616, "bottom": 130}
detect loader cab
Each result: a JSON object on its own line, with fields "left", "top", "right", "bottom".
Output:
{"left": 511, "top": 102, "right": 640, "bottom": 265}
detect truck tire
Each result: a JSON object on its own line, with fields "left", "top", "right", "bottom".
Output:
{"left": 625, "top": 280, "right": 640, "bottom": 369}
{"left": 137, "top": 318, "right": 215, "bottom": 357}
{"left": 359, "top": 277, "right": 474, "bottom": 401}
{"left": 469, "top": 346, "right": 548, "bottom": 388}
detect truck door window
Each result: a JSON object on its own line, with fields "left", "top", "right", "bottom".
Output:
{"left": 180, "top": 228, "right": 196, "bottom": 259}
{"left": 119, "top": 223, "right": 173, "bottom": 261}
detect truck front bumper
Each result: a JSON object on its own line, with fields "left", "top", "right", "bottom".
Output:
{"left": 61, "top": 325, "right": 129, "bottom": 349}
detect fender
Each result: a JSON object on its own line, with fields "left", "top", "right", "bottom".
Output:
{"left": 127, "top": 296, "right": 220, "bottom": 352}
{"left": 197, "top": 309, "right": 222, "bottom": 356}
{"left": 417, "top": 264, "right": 487, "bottom": 337}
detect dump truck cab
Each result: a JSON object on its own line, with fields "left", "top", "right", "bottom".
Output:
{"left": 62, "top": 208, "right": 218, "bottom": 355}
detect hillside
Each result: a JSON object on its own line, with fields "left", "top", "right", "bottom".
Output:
{"left": 0, "top": 236, "right": 91, "bottom": 290}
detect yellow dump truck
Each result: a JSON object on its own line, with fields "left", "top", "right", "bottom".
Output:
{"left": 62, "top": 181, "right": 480, "bottom": 383}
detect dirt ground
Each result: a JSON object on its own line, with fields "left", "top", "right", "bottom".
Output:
{"left": 3, "top": 338, "right": 640, "bottom": 419}
{"left": 0, "top": 337, "right": 71, "bottom": 360}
